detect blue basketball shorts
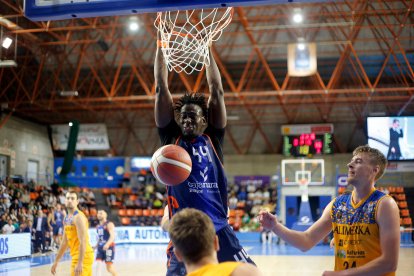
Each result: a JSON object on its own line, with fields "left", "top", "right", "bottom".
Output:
{"left": 96, "top": 245, "right": 115, "bottom": 263}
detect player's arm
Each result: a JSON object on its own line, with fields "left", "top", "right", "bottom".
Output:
{"left": 74, "top": 215, "right": 89, "bottom": 264}
{"left": 161, "top": 205, "right": 170, "bottom": 232}
{"left": 51, "top": 231, "right": 68, "bottom": 274}
{"left": 47, "top": 214, "right": 54, "bottom": 230}
{"left": 104, "top": 222, "right": 116, "bottom": 249}
{"left": 206, "top": 46, "right": 226, "bottom": 129}
{"left": 154, "top": 31, "right": 174, "bottom": 128}
{"left": 259, "top": 201, "right": 333, "bottom": 251}
{"left": 94, "top": 228, "right": 99, "bottom": 249}
{"left": 323, "top": 197, "right": 400, "bottom": 276}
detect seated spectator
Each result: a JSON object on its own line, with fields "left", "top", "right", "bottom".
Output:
{"left": 21, "top": 190, "right": 31, "bottom": 207}
{"left": 9, "top": 209, "right": 18, "bottom": 222}
{"left": 2, "top": 219, "right": 15, "bottom": 234}
{"left": 0, "top": 197, "right": 8, "bottom": 215}
{"left": 0, "top": 214, "right": 7, "bottom": 228}
{"left": 153, "top": 198, "right": 163, "bottom": 209}
{"left": 87, "top": 190, "right": 95, "bottom": 201}
{"left": 253, "top": 188, "right": 263, "bottom": 206}
{"left": 58, "top": 191, "right": 66, "bottom": 205}
{"left": 19, "top": 220, "right": 32, "bottom": 233}
{"left": 124, "top": 197, "right": 134, "bottom": 208}
{"left": 12, "top": 219, "right": 20, "bottom": 233}
{"left": 2, "top": 192, "right": 11, "bottom": 208}
{"left": 50, "top": 179, "right": 60, "bottom": 196}
{"left": 48, "top": 194, "right": 57, "bottom": 207}
{"left": 107, "top": 193, "right": 116, "bottom": 206}
{"left": 228, "top": 192, "right": 238, "bottom": 210}
{"left": 262, "top": 189, "right": 270, "bottom": 202}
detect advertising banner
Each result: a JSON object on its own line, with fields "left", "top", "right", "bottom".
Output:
{"left": 234, "top": 176, "right": 270, "bottom": 187}
{"left": 89, "top": 226, "right": 169, "bottom": 245}
{"left": 51, "top": 124, "right": 110, "bottom": 150}
{"left": 0, "top": 233, "right": 31, "bottom": 260}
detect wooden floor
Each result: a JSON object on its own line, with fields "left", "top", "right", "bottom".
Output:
{"left": 21, "top": 245, "right": 414, "bottom": 276}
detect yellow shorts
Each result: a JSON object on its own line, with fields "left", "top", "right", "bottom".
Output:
{"left": 71, "top": 255, "right": 93, "bottom": 276}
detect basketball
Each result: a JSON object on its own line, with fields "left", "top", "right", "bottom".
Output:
{"left": 150, "top": 145, "right": 192, "bottom": 186}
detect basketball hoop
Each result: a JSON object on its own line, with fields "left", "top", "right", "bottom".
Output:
{"left": 154, "top": 7, "right": 233, "bottom": 74}
{"left": 299, "top": 178, "right": 308, "bottom": 185}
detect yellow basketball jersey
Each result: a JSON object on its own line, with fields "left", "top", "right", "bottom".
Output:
{"left": 187, "top": 262, "right": 241, "bottom": 276}
{"left": 64, "top": 209, "right": 94, "bottom": 260}
{"left": 331, "top": 188, "right": 394, "bottom": 276}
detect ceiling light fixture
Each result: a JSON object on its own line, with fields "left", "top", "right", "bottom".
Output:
{"left": 292, "top": 8, "right": 303, "bottom": 23}
{"left": 129, "top": 17, "right": 139, "bottom": 32}
{"left": 59, "top": 90, "right": 79, "bottom": 97}
{"left": 0, "top": 60, "right": 17, "bottom": 67}
{"left": 2, "top": 37, "right": 12, "bottom": 49}
{"left": 297, "top": 43, "right": 306, "bottom": 51}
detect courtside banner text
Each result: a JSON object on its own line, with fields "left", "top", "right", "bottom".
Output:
{"left": 89, "top": 226, "right": 169, "bottom": 245}
{"left": 0, "top": 233, "right": 31, "bottom": 260}
{"left": 51, "top": 123, "right": 110, "bottom": 150}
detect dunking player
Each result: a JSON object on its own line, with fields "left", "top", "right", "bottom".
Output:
{"left": 155, "top": 34, "right": 255, "bottom": 276}
{"left": 95, "top": 210, "right": 118, "bottom": 276}
{"left": 259, "top": 145, "right": 400, "bottom": 275}
{"left": 51, "top": 191, "right": 94, "bottom": 276}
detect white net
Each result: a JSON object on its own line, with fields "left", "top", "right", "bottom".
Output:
{"left": 154, "top": 7, "right": 233, "bottom": 74}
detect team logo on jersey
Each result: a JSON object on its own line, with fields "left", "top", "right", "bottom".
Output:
{"left": 200, "top": 167, "right": 208, "bottom": 181}
{"left": 187, "top": 182, "right": 219, "bottom": 194}
{"left": 336, "top": 249, "right": 346, "bottom": 258}
{"left": 333, "top": 225, "right": 371, "bottom": 236}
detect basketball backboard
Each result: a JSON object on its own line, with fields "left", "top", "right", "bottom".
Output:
{"left": 281, "top": 158, "right": 324, "bottom": 185}
{"left": 24, "top": 0, "right": 330, "bottom": 21}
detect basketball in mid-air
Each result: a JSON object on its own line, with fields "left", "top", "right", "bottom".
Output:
{"left": 150, "top": 145, "right": 192, "bottom": 186}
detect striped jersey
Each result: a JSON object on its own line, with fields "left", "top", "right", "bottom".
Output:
{"left": 331, "top": 188, "right": 394, "bottom": 275}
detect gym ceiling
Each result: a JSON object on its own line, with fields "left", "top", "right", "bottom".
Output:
{"left": 0, "top": 0, "right": 413, "bottom": 155}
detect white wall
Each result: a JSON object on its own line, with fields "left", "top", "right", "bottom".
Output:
{"left": 0, "top": 115, "right": 54, "bottom": 185}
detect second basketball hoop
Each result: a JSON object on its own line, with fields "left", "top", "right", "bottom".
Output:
{"left": 154, "top": 7, "right": 233, "bottom": 74}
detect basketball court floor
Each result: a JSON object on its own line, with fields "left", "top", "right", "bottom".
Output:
{"left": 1, "top": 242, "right": 413, "bottom": 276}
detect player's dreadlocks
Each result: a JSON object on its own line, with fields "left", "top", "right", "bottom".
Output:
{"left": 174, "top": 92, "right": 208, "bottom": 118}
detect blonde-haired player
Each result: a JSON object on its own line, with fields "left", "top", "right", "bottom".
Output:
{"left": 259, "top": 145, "right": 400, "bottom": 275}
{"left": 51, "top": 191, "right": 94, "bottom": 276}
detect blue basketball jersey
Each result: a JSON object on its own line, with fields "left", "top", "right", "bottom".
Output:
{"left": 167, "top": 134, "right": 228, "bottom": 232}
{"left": 54, "top": 210, "right": 64, "bottom": 226}
{"left": 96, "top": 221, "right": 111, "bottom": 246}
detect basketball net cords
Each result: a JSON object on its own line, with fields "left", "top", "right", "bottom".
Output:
{"left": 155, "top": 8, "right": 233, "bottom": 74}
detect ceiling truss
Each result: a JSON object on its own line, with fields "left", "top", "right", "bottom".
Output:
{"left": 0, "top": 0, "right": 413, "bottom": 155}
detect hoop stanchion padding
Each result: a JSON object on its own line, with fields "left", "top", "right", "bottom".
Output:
{"left": 155, "top": 8, "right": 233, "bottom": 74}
